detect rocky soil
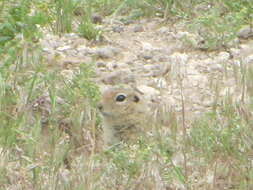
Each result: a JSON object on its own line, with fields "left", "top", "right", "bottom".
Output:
{"left": 3, "top": 16, "right": 253, "bottom": 190}
{"left": 40, "top": 17, "right": 253, "bottom": 124}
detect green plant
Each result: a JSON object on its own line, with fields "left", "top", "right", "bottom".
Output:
{"left": 70, "top": 63, "right": 100, "bottom": 107}
{"left": 77, "top": 4, "right": 102, "bottom": 40}
{"left": 53, "top": 0, "right": 78, "bottom": 34}
{"left": 188, "top": 0, "right": 253, "bottom": 50}
{"left": 0, "top": 0, "right": 49, "bottom": 47}
{"left": 1, "top": 0, "right": 253, "bottom": 189}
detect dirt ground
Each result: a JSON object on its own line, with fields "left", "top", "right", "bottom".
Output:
{"left": 41, "top": 17, "right": 253, "bottom": 124}
{"left": 3, "top": 16, "right": 253, "bottom": 190}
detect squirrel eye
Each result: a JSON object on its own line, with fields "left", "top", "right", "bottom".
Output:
{"left": 115, "top": 94, "right": 126, "bottom": 102}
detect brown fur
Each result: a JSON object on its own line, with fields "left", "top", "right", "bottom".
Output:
{"left": 98, "top": 86, "right": 151, "bottom": 147}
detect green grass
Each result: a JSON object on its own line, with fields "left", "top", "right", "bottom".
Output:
{"left": 0, "top": 0, "right": 253, "bottom": 189}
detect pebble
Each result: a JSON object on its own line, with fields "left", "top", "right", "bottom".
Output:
{"left": 169, "top": 52, "right": 189, "bottom": 63}
{"left": 142, "top": 42, "right": 157, "bottom": 51}
{"left": 153, "top": 78, "right": 168, "bottom": 88}
{"left": 112, "top": 25, "right": 124, "bottom": 33}
{"left": 232, "top": 60, "right": 241, "bottom": 66}
{"left": 77, "top": 45, "right": 88, "bottom": 52}
{"left": 174, "top": 31, "right": 190, "bottom": 39}
{"left": 157, "top": 26, "right": 169, "bottom": 34}
{"left": 96, "top": 62, "right": 107, "bottom": 68}
{"left": 239, "top": 44, "right": 250, "bottom": 50}
{"left": 42, "top": 47, "right": 53, "bottom": 53}
{"left": 208, "top": 62, "right": 225, "bottom": 73}
{"left": 133, "top": 25, "right": 144, "bottom": 32}
{"left": 216, "top": 52, "right": 230, "bottom": 63}
{"left": 143, "top": 54, "right": 153, "bottom": 60}
{"left": 143, "top": 64, "right": 157, "bottom": 72}
{"left": 153, "top": 55, "right": 169, "bottom": 62}
{"left": 125, "top": 61, "right": 134, "bottom": 66}
{"left": 101, "top": 70, "right": 136, "bottom": 85}
{"left": 237, "top": 25, "right": 253, "bottom": 39}
{"left": 95, "top": 46, "right": 120, "bottom": 59}
{"left": 92, "top": 13, "right": 103, "bottom": 24}
{"left": 202, "top": 99, "right": 213, "bottom": 107}
{"left": 229, "top": 48, "right": 240, "bottom": 58}
{"left": 57, "top": 45, "right": 72, "bottom": 51}
{"left": 227, "top": 37, "right": 240, "bottom": 47}
{"left": 138, "top": 50, "right": 153, "bottom": 60}
{"left": 244, "top": 54, "right": 253, "bottom": 64}
{"left": 64, "top": 33, "right": 79, "bottom": 39}
{"left": 66, "top": 49, "right": 78, "bottom": 56}
{"left": 72, "top": 38, "right": 88, "bottom": 47}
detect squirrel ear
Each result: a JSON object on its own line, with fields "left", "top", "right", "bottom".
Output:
{"left": 133, "top": 95, "right": 140, "bottom": 103}
{"left": 133, "top": 87, "right": 144, "bottom": 95}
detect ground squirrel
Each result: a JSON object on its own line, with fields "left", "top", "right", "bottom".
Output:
{"left": 98, "top": 86, "right": 152, "bottom": 147}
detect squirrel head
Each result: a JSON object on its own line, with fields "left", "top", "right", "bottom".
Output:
{"left": 97, "top": 86, "right": 144, "bottom": 119}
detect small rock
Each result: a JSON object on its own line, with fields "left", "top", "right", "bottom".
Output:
{"left": 216, "top": 51, "right": 230, "bottom": 63}
{"left": 201, "top": 58, "right": 214, "bottom": 66}
{"left": 77, "top": 46, "right": 92, "bottom": 56}
{"left": 95, "top": 46, "right": 120, "bottom": 59}
{"left": 76, "top": 45, "right": 87, "bottom": 51}
{"left": 153, "top": 55, "right": 169, "bottom": 62}
{"left": 66, "top": 49, "right": 78, "bottom": 56}
{"left": 133, "top": 25, "right": 144, "bottom": 32}
{"left": 112, "top": 25, "right": 124, "bottom": 33}
{"left": 153, "top": 78, "right": 168, "bottom": 88}
{"left": 188, "top": 66, "right": 200, "bottom": 75}
{"left": 244, "top": 54, "right": 253, "bottom": 64}
{"left": 138, "top": 50, "right": 153, "bottom": 60}
{"left": 227, "top": 37, "right": 240, "bottom": 47}
{"left": 237, "top": 25, "right": 253, "bottom": 39}
{"left": 157, "top": 26, "right": 169, "bottom": 34}
{"left": 169, "top": 52, "right": 189, "bottom": 63}
{"left": 72, "top": 38, "right": 88, "bottom": 47}
{"left": 57, "top": 45, "right": 72, "bottom": 51}
{"left": 126, "top": 61, "right": 134, "bottom": 65}
{"left": 42, "top": 47, "right": 54, "bottom": 53}
{"left": 232, "top": 60, "right": 241, "bottom": 66}
{"left": 174, "top": 31, "right": 190, "bottom": 39}
{"left": 230, "top": 48, "right": 241, "bottom": 58}
{"left": 105, "top": 62, "right": 128, "bottom": 70}
{"left": 101, "top": 70, "right": 136, "bottom": 85}
{"left": 143, "top": 64, "right": 160, "bottom": 73}
{"left": 141, "top": 42, "right": 162, "bottom": 52}
{"left": 143, "top": 54, "right": 153, "bottom": 60}
{"left": 122, "top": 18, "right": 135, "bottom": 25}
{"left": 112, "top": 63, "right": 118, "bottom": 69}
{"left": 210, "top": 64, "right": 224, "bottom": 72}
{"left": 96, "top": 62, "right": 107, "bottom": 68}
{"left": 92, "top": 13, "right": 103, "bottom": 24}
{"left": 61, "top": 57, "right": 84, "bottom": 65}
{"left": 64, "top": 33, "right": 79, "bottom": 39}
{"left": 239, "top": 44, "right": 250, "bottom": 50}
{"left": 203, "top": 99, "right": 213, "bottom": 107}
